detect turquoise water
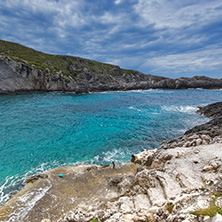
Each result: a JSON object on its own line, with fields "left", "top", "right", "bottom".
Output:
{"left": 0, "top": 89, "right": 222, "bottom": 205}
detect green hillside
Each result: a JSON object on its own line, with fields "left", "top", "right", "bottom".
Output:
{"left": 0, "top": 40, "right": 135, "bottom": 77}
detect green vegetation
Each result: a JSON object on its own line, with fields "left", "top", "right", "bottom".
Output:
{"left": 209, "top": 181, "right": 214, "bottom": 186}
{"left": 145, "top": 217, "right": 150, "bottom": 222}
{"left": 0, "top": 39, "right": 134, "bottom": 77}
{"left": 166, "top": 202, "right": 174, "bottom": 213}
{"left": 191, "top": 198, "right": 222, "bottom": 217}
{"left": 190, "top": 193, "right": 222, "bottom": 217}
{"left": 89, "top": 219, "right": 98, "bottom": 222}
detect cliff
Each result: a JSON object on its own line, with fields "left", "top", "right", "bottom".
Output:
{"left": 1, "top": 40, "right": 222, "bottom": 94}
{"left": 0, "top": 103, "right": 221, "bottom": 222}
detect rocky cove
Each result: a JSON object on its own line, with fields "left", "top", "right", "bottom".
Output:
{"left": 0, "top": 102, "right": 221, "bottom": 222}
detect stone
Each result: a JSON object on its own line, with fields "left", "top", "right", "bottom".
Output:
{"left": 196, "top": 138, "right": 202, "bottom": 146}
{"left": 203, "top": 216, "right": 211, "bottom": 222}
{"left": 134, "top": 194, "right": 151, "bottom": 210}
{"left": 211, "top": 213, "right": 222, "bottom": 222}
{"left": 215, "top": 197, "right": 222, "bottom": 209}
{"left": 131, "top": 149, "right": 157, "bottom": 166}
{"left": 25, "top": 173, "right": 48, "bottom": 183}
{"left": 202, "top": 165, "right": 215, "bottom": 172}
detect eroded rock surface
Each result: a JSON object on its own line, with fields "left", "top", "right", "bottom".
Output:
{"left": 56, "top": 143, "right": 222, "bottom": 222}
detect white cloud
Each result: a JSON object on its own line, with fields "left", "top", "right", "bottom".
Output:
{"left": 141, "top": 46, "right": 222, "bottom": 75}
{"left": 114, "top": 0, "right": 122, "bottom": 5}
{"left": 1, "top": 0, "right": 221, "bottom": 78}
{"left": 4, "top": 0, "right": 86, "bottom": 30}
{"left": 134, "top": 0, "right": 222, "bottom": 29}
{"left": 100, "top": 11, "right": 126, "bottom": 25}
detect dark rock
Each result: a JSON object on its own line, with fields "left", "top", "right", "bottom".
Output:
{"left": 196, "top": 102, "right": 222, "bottom": 118}
{"left": 107, "top": 176, "right": 122, "bottom": 186}
{"left": 136, "top": 167, "right": 144, "bottom": 174}
{"left": 25, "top": 174, "right": 48, "bottom": 183}
{"left": 131, "top": 154, "right": 136, "bottom": 163}
{"left": 159, "top": 103, "right": 222, "bottom": 149}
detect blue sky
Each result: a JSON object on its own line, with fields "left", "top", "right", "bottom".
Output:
{"left": 0, "top": 0, "right": 222, "bottom": 78}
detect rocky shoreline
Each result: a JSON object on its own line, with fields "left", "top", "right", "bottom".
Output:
{"left": 0, "top": 103, "right": 222, "bottom": 222}
{"left": 1, "top": 40, "right": 222, "bottom": 94}
{"left": 1, "top": 55, "right": 222, "bottom": 95}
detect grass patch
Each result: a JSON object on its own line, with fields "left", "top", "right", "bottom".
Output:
{"left": 90, "top": 219, "right": 98, "bottom": 222}
{"left": 166, "top": 202, "right": 174, "bottom": 213}
{"left": 209, "top": 181, "right": 214, "bottom": 186}
{"left": 212, "top": 191, "right": 222, "bottom": 198}
{"left": 190, "top": 197, "right": 222, "bottom": 217}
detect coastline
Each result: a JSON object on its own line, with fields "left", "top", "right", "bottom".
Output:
{"left": 0, "top": 102, "right": 222, "bottom": 222}
{"left": 1, "top": 54, "right": 222, "bottom": 95}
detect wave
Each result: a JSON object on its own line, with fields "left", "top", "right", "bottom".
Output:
{"left": 92, "top": 147, "right": 132, "bottom": 165}
{"left": 7, "top": 181, "right": 52, "bottom": 222}
{"left": 128, "top": 106, "right": 142, "bottom": 112}
{"left": 90, "top": 89, "right": 174, "bottom": 94}
{"left": 211, "top": 89, "right": 222, "bottom": 91}
{"left": 162, "top": 105, "right": 198, "bottom": 114}
{"left": 0, "top": 161, "right": 64, "bottom": 207}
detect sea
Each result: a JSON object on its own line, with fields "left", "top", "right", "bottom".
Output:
{"left": 0, "top": 89, "right": 222, "bottom": 206}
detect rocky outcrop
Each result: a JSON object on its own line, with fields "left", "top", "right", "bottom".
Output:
{"left": 175, "top": 76, "right": 222, "bottom": 89}
{"left": 1, "top": 144, "right": 222, "bottom": 222}
{"left": 0, "top": 55, "right": 222, "bottom": 94}
{"left": 0, "top": 103, "right": 222, "bottom": 222}
{"left": 155, "top": 102, "right": 222, "bottom": 150}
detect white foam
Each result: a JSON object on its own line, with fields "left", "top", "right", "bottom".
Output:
{"left": 90, "top": 89, "right": 174, "bottom": 95}
{"left": 8, "top": 181, "right": 52, "bottom": 222}
{"left": 162, "top": 105, "right": 197, "bottom": 114}
{"left": 0, "top": 161, "right": 64, "bottom": 207}
{"left": 129, "top": 106, "right": 141, "bottom": 112}
{"left": 92, "top": 147, "right": 131, "bottom": 164}
{"left": 0, "top": 176, "right": 15, "bottom": 204}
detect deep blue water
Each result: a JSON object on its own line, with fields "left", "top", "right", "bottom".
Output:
{"left": 0, "top": 89, "right": 222, "bottom": 205}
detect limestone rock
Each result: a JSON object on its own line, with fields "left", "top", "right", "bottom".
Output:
{"left": 212, "top": 213, "right": 222, "bottom": 222}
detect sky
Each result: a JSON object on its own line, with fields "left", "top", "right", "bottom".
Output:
{"left": 0, "top": 0, "right": 222, "bottom": 78}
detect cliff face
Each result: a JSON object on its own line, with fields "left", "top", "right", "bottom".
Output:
{"left": 0, "top": 55, "right": 174, "bottom": 94}
{"left": 0, "top": 40, "right": 222, "bottom": 94}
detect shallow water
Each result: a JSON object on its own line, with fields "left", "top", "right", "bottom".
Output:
{"left": 0, "top": 89, "right": 222, "bottom": 205}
